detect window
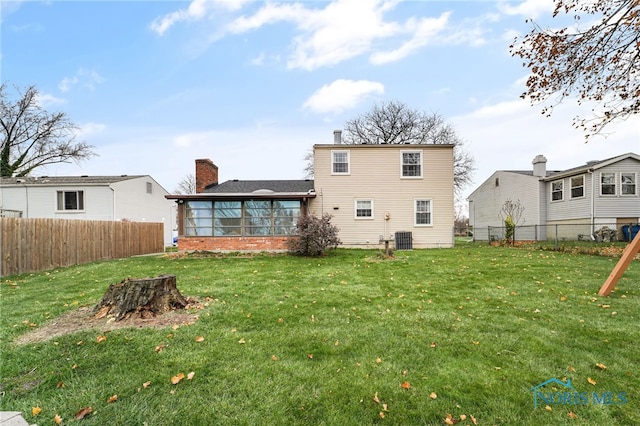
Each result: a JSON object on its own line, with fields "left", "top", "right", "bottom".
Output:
{"left": 214, "top": 201, "right": 242, "bottom": 236}
{"left": 570, "top": 175, "right": 584, "bottom": 198}
{"left": 332, "top": 150, "right": 350, "bottom": 174}
{"left": 551, "top": 181, "right": 563, "bottom": 201}
{"left": 185, "top": 201, "right": 213, "bottom": 236}
{"left": 56, "top": 191, "right": 84, "bottom": 211}
{"left": 355, "top": 199, "right": 373, "bottom": 219}
{"left": 146, "top": 182, "right": 153, "bottom": 194}
{"left": 401, "top": 151, "right": 422, "bottom": 178}
{"left": 621, "top": 173, "right": 636, "bottom": 195}
{"left": 495, "top": 178, "right": 499, "bottom": 187}
{"left": 415, "top": 199, "right": 432, "bottom": 226}
{"left": 184, "top": 200, "right": 301, "bottom": 237}
{"left": 601, "top": 173, "right": 616, "bottom": 195}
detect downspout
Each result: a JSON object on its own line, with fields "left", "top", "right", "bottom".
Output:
{"left": 589, "top": 169, "right": 595, "bottom": 235}
{"left": 110, "top": 184, "right": 116, "bottom": 221}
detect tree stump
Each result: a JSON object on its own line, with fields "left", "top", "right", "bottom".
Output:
{"left": 93, "top": 274, "right": 188, "bottom": 321}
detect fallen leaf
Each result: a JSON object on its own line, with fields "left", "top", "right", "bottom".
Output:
{"left": 271, "top": 355, "right": 278, "bottom": 361}
{"left": 32, "top": 407, "right": 42, "bottom": 416}
{"left": 596, "top": 363, "right": 607, "bottom": 370}
{"left": 74, "top": 406, "right": 93, "bottom": 420}
{"left": 444, "top": 413, "right": 455, "bottom": 425}
{"left": 587, "top": 377, "right": 597, "bottom": 386}
{"left": 373, "top": 392, "right": 380, "bottom": 404}
{"left": 155, "top": 343, "right": 166, "bottom": 352}
{"left": 470, "top": 414, "right": 477, "bottom": 425}
{"left": 307, "top": 353, "right": 314, "bottom": 359}
{"left": 545, "top": 405, "right": 552, "bottom": 411}
{"left": 187, "top": 372, "right": 195, "bottom": 380}
{"left": 400, "top": 381, "right": 411, "bottom": 389}
{"left": 96, "top": 335, "right": 106, "bottom": 343}
{"left": 568, "top": 366, "right": 576, "bottom": 372}
{"left": 56, "top": 381, "right": 65, "bottom": 388}
{"left": 379, "top": 411, "right": 385, "bottom": 419}
{"left": 238, "top": 338, "right": 245, "bottom": 344}
{"left": 429, "top": 392, "right": 437, "bottom": 399}
{"left": 459, "top": 414, "right": 467, "bottom": 421}
{"left": 171, "top": 373, "right": 185, "bottom": 384}
{"left": 430, "top": 342, "right": 437, "bottom": 348}
{"left": 142, "top": 381, "right": 151, "bottom": 388}
{"left": 72, "top": 364, "right": 78, "bottom": 369}
{"left": 54, "top": 414, "right": 63, "bottom": 425}
{"left": 472, "top": 341, "right": 479, "bottom": 345}
{"left": 107, "top": 394, "right": 118, "bottom": 403}
{"left": 568, "top": 411, "right": 578, "bottom": 419}
{"left": 195, "top": 336, "right": 204, "bottom": 342}
{"left": 375, "top": 357, "right": 382, "bottom": 364}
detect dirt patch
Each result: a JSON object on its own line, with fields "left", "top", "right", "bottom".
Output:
{"left": 14, "top": 300, "right": 203, "bottom": 345}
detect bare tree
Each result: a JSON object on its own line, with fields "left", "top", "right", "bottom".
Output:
{"left": 342, "top": 100, "right": 475, "bottom": 194}
{"left": 510, "top": 0, "right": 639, "bottom": 139}
{"left": 302, "top": 148, "right": 314, "bottom": 179}
{"left": 174, "top": 173, "right": 196, "bottom": 194}
{"left": 0, "top": 84, "right": 96, "bottom": 177}
{"left": 499, "top": 199, "right": 525, "bottom": 243}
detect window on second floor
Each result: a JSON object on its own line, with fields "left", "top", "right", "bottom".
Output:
{"left": 401, "top": 151, "right": 423, "bottom": 178}
{"left": 355, "top": 199, "right": 373, "bottom": 219}
{"left": 57, "top": 190, "right": 85, "bottom": 211}
{"left": 621, "top": 173, "right": 636, "bottom": 195}
{"left": 601, "top": 173, "right": 616, "bottom": 195}
{"left": 570, "top": 175, "right": 584, "bottom": 198}
{"left": 331, "top": 150, "right": 350, "bottom": 175}
{"left": 551, "top": 181, "right": 563, "bottom": 201}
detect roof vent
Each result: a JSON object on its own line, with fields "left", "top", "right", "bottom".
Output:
{"left": 586, "top": 160, "right": 598, "bottom": 166}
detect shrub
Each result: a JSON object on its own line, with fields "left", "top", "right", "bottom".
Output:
{"left": 287, "top": 213, "right": 341, "bottom": 256}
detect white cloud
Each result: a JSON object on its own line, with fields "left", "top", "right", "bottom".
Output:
{"left": 150, "top": 0, "right": 251, "bottom": 35}
{"left": 497, "top": 0, "right": 554, "bottom": 19}
{"left": 370, "top": 13, "right": 450, "bottom": 64}
{"left": 303, "top": 79, "right": 384, "bottom": 114}
{"left": 78, "top": 122, "right": 106, "bottom": 137}
{"left": 36, "top": 92, "right": 66, "bottom": 107}
{"left": 58, "top": 68, "right": 104, "bottom": 92}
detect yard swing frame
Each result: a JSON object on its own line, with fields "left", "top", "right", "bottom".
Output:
{"left": 598, "top": 231, "right": 640, "bottom": 296}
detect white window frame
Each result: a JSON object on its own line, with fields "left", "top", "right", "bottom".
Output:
{"left": 414, "top": 198, "right": 432, "bottom": 226}
{"left": 354, "top": 199, "right": 374, "bottom": 219}
{"left": 400, "top": 150, "right": 423, "bottom": 179}
{"left": 621, "top": 172, "right": 637, "bottom": 196}
{"left": 570, "top": 175, "right": 585, "bottom": 199}
{"left": 56, "top": 190, "right": 85, "bottom": 212}
{"left": 601, "top": 172, "right": 616, "bottom": 196}
{"left": 551, "top": 180, "right": 563, "bottom": 202}
{"left": 331, "top": 150, "right": 350, "bottom": 175}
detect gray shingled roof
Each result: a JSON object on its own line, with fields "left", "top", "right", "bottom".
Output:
{"left": 204, "top": 179, "right": 314, "bottom": 194}
{"left": 0, "top": 175, "right": 146, "bottom": 185}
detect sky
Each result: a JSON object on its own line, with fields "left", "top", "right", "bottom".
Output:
{"left": 2, "top": 0, "right": 639, "bottom": 207}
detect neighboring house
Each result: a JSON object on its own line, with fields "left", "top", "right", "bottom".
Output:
{"left": 167, "top": 131, "right": 455, "bottom": 251}
{"left": 467, "top": 153, "right": 640, "bottom": 241}
{"left": 0, "top": 175, "right": 176, "bottom": 246}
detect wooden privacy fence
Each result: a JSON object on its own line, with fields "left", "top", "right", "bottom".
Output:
{"left": 1, "top": 218, "right": 164, "bottom": 277}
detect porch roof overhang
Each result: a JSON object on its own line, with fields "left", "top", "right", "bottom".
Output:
{"left": 165, "top": 191, "right": 316, "bottom": 201}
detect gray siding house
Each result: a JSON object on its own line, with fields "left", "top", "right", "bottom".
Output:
{"left": 0, "top": 175, "right": 176, "bottom": 246}
{"left": 467, "top": 153, "right": 640, "bottom": 241}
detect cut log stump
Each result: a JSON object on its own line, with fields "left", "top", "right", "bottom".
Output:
{"left": 93, "top": 274, "right": 188, "bottom": 321}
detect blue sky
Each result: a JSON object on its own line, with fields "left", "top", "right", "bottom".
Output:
{"left": 2, "top": 0, "right": 638, "bottom": 203}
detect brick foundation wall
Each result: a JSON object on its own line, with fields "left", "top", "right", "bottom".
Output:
{"left": 178, "top": 236, "right": 291, "bottom": 251}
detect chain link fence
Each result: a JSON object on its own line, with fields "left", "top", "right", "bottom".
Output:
{"left": 471, "top": 222, "right": 640, "bottom": 244}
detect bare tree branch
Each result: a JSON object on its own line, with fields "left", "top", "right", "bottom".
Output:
{"left": 1, "top": 84, "right": 96, "bottom": 177}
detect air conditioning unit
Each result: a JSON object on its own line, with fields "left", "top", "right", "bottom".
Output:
{"left": 395, "top": 231, "right": 413, "bottom": 250}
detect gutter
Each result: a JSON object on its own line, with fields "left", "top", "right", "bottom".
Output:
{"left": 165, "top": 192, "right": 317, "bottom": 200}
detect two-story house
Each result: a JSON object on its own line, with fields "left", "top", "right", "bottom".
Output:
{"left": 311, "top": 131, "right": 455, "bottom": 248}
{"left": 467, "top": 152, "right": 640, "bottom": 241}
{"left": 167, "top": 131, "right": 455, "bottom": 251}
{"left": 0, "top": 175, "right": 176, "bottom": 246}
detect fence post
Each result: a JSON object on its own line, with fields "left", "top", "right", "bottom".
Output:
{"left": 554, "top": 224, "right": 559, "bottom": 250}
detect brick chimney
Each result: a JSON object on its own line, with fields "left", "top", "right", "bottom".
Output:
{"left": 195, "top": 159, "right": 218, "bottom": 193}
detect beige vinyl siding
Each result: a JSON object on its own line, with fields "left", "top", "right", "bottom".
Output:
{"left": 311, "top": 144, "right": 454, "bottom": 248}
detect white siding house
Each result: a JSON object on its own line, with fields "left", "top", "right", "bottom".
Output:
{"left": 0, "top": 175, "right": 176, "bottom": 246}
{"left": 467, "top": 153, "right": 640, "bottom": 241}
{"left": 311, "top": 135, "right": 455, "bottom": 249}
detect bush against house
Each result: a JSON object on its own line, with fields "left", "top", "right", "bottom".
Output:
{"left": 287, "top": 213, "right": 341, "bottom": 256}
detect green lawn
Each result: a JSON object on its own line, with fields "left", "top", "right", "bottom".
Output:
{"left": 1, "top": 245, "right": 639, "bottom": 425}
